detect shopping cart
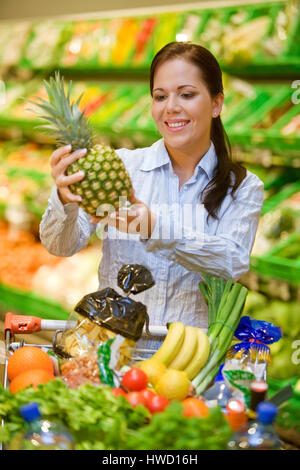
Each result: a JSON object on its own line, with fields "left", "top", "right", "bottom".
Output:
{"left": 1, "top": 312, "right": 169, "bottom": 449}
{"left": 2, "top": 311, "right": 169, "bottom": 390}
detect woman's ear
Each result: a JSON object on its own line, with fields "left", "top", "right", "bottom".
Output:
{"left": 212, "top": 93, "right": 224, "bottom": 118}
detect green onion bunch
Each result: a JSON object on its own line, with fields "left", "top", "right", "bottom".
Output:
{"left": 192, "top": 274, "right": 248, "bottom": 395}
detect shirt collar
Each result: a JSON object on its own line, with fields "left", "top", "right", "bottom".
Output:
{"left": 196, "top": 141, "right": 218, "bottom": 180}
{"left": 140, "top": 139, "right": 170, "bottom": 171}
{"left": 140, "top": 138, "right": 218, "bottom": 181}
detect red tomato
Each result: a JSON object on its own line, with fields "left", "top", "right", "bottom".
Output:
{"left": 125, "top": 391, "right": 147, "bottom": 408}
{"left": 146, "top": 394, "right": 169, "bottom": 414}
{"left": 111, "top": 387, "right": 126, "bottom": 397}
{"left": 139, "top": 388, "right": 156, "bottom": 403}
{"left": 121, "top": 367, "right": 148, "bottom": 391}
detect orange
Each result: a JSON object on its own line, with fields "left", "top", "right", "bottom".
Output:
{"left": 7, "top": 346, "right": 54, "bottom": 381}
{"left": 181, "top": 398, "right": 209, "bottom": 418}
{"left": 9, "top": 369, "right": 55, "bottom": 394}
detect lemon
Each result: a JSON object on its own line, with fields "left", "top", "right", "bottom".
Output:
{"left": 155, "top": 369, "right": 190, "bottom": 401}
{"left": 136, "top": 358, "right": 167, "bottom": 386}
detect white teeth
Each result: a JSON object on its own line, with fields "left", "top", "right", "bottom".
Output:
{"left": 167, "top": 121, "right": 188, "bottom": 128}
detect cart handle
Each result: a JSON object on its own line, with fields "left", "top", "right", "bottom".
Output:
{"left": 4, "top": 313, "right": 169, "bottom": 336}
{"left": 4, "top": 312, "right": 76, "bottom": 335}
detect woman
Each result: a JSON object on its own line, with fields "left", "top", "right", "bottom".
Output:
{"left": 40, "top": 42, "right": 264, "bottom": 346}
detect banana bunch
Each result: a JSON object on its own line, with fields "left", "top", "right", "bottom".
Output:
{"left": 152, "top": 322, "right": 210, "bottom": 380}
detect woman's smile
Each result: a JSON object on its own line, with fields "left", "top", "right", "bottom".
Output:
{"left": 164, "top": 119, "right": 191, "bottom": 132}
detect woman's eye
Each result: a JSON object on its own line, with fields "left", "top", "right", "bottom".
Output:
{"left": 153, "top": 95, "right": 166, "bottom": 101}
{"left": 181, "top": 93, "right": 194, "bottom": 99}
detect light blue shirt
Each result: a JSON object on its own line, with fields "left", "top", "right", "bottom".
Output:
{"left": 39, "top": 138, "right": 264, "bottom": 348}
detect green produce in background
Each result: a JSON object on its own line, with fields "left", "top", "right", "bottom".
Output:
{"left": 244, "top": 291, "right": 300, "bottom": 380}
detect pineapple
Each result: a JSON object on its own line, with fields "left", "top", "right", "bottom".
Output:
{"left": 29, "top": 71, "right": 132, "bottom": 216}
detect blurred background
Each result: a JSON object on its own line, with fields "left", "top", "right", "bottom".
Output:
{"left": 0, "top": 0, "right": 299, "bottom": 384}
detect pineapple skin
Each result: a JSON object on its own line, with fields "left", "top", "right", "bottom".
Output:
{"left": 67, "top": 144, "right": 132, "bottom": 216}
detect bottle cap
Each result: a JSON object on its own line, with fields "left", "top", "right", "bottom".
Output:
{"left": 20, "top": 402, "right": 41, "bottom": 422}
{"left": 250, "top": 380, "right": 268, "bottom": 393}
{"left": 214, "top": 364, "right": 225, "bottom": 382}
{"left": 226, "top": 399, "right": 247, "bottom": 432}
{"left": 257, "top": 402, "right": 277, "bottom": 424}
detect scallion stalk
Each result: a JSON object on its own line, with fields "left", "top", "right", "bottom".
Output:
{"left": 208, "top": 283, "right": 242, "bottom": 343}
{"left": 193, "top": 275, "right": 248, "bottom": 395}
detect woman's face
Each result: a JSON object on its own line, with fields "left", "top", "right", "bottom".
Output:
{"left": 151, "top": 58, "right": 223, "bottom": 155}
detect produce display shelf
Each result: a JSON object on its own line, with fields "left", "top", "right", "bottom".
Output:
{"left": 232, "top": 148, "right": 300, "bottom": 168}
{"left": 221, "top": 60, "right": 300, "bottom": 78}
{"left": 0, "top": 282, "right": 70, "bottom": 320}
{"left": 251, "top": 233, "right": 300, "bottom": 284}
{"left": 1, "top": 2, "right": 299, "bottom": 78}
{"left": 261, "top": 179, "right": 300, "bottom": 216}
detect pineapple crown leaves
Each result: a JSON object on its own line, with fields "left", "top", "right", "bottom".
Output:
{"left": 26, "top": 71, "right": 95, "bottom": 150}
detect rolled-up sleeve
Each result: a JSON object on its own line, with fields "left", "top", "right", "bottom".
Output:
{"left": 142, "top": 174, "right": 264, "bottom": 280}
{"left": 39, "top": 185, "right": 97, "bottom": 257}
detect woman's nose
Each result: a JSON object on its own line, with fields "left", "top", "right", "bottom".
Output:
{"left": 166, "top": 95, "right": 181, "bottom": 113}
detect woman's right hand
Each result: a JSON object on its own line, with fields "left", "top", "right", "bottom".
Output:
{"left": 50, "top": 145, "right": 87, "bottom": 205}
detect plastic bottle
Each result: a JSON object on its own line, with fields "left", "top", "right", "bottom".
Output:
{"left": 9, "top": 402, "right": 74, "bottom": 450}
{"left": 202, "top": 364, "right": 232, "bottom": 411}
{"left": 227, "top": 402, "right": 281, "bottom": 450}
{"left": 247, "top": 380, "right": 269, "bottom": 420}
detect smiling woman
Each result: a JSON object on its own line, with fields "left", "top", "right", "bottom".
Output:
{"left": 39, "top": 41, "right": 264, "bottom": 345}
{"left": 150, "top": 41, "right": 246, "bottom": 217}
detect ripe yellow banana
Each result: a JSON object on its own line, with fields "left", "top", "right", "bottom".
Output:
{"left": 152, "top": 322, "right": 185, "bottom": 366}
{"left": 168, "top": 325, "right": 198, "bottom": 370}
{"left": 183, "top": 327, "right": 210, "bottom": 380}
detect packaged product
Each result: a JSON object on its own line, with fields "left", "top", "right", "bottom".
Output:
{"left": 59, "top": 336, "right": 126, "bottom": 388}
{"left": 54, "top": 263, "right": 154, "bottom": 358}
{"left": 223, "top": 315, "right": 282, "bottom": 406}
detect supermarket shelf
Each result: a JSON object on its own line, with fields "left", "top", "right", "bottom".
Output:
{"left": 0, "top": 1, "right": 299, "bottom": 79}
{"left": 261, "top": 179, "right": 300, "bottom": 215}
{"left": 251, "top": 233, "right": 300, "bottom": 284}
{"left": 221, "top": 60, "right": 300, "bottom": 79}
{"left": 232, "top": 148, "right": 300, "bottom": 168}
{"left": 1, "top": 78, "right": 299, "bottom": 161}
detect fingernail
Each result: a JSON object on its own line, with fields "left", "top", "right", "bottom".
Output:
{"left": 66, "top": 144, "right": 72, "bottom": 151}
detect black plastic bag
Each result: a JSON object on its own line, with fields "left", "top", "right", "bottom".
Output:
{"left": 73, "top": 264, "right": 155, "bottom": 341}
{"left": 118, "top": 264, "right": 155, "bottom": 294}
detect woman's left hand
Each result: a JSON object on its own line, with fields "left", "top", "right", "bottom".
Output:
{"left": 90, "top": 190, "right": 157, "bottom": 239}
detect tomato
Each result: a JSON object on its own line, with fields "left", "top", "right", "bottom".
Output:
{"left": 111, "top": 387, "right": 126, "bottom": 397}
{"left": 181, "top": 398, "right": 209, "bottom": 418}
{"left": 146, "top": 394, "right": 169, "bottom": 414}
{"left": 121, "top": 367, "right": 148, "bottom": 391}
{"left": 125, "top": 391, "right": 147, "bottom": 408}
{"left": 139, "top": 388, "right": 156, "bottom": 403}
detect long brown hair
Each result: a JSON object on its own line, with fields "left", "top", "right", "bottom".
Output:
{"left": 150, "top": 42, "right": 247, "bottom": 220}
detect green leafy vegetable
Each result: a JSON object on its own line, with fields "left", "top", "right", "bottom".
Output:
{"left": 0, "top": 379, "right": 149, "bottom": 450}
{"left": 124, "top": 402, "right": 232, "bottom": 450}
{"left": 0, "top": 379, "right": 232, "bottom": 450}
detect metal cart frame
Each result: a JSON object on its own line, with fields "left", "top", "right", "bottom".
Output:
{"left": 2, "top": 311, "right": 169, "bottom": 389}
